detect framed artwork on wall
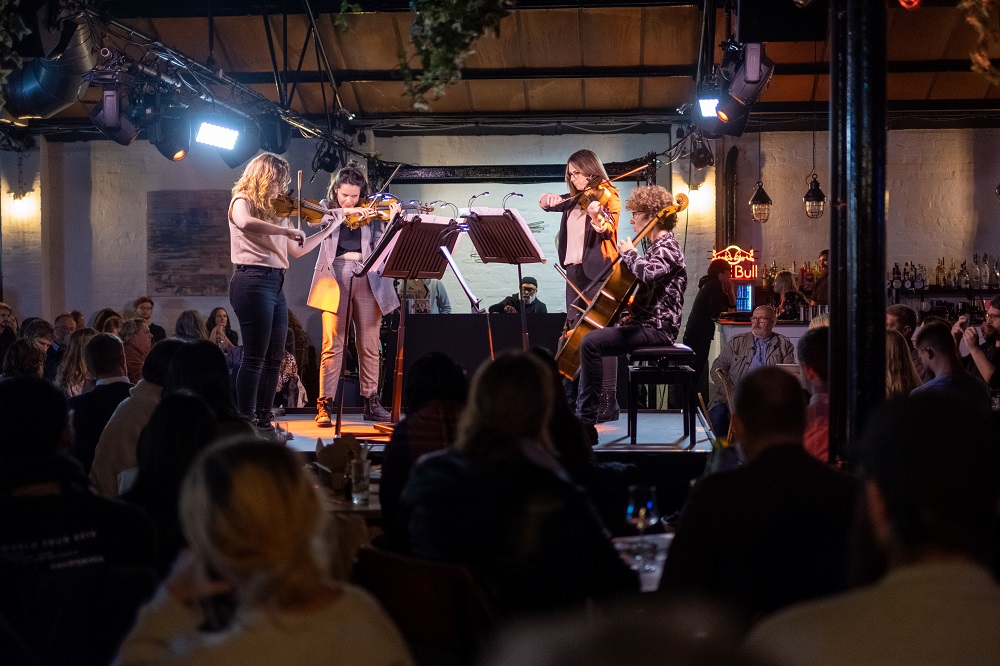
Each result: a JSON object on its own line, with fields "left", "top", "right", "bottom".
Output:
{"left": 147, "top": 190, "right": 232, "bottom": 296}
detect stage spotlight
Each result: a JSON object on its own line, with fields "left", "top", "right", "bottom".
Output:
{"left": 89, "top": 86, "right": 139, "bottom": 146}
{"left": 725, "top": 43, "right": 774, "bottom": 107}
{"left": 258, "top": 114, "right": 293, "bottom": 154}
{"left": 697, "top": 79, "right": 723, "bottom": 118}
{"left": 196, "top": 121, "right": 239, "bottom": 150}
{"left": 149, "top": 108, "right": 190, "bottom": 161}
{"left": 218, "top": 123, "right": 261, "bottom": 169}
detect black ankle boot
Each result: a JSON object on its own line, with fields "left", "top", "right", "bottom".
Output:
{"left": 363, "top": 393, "right": 390, "bottom": 422}
{"left": 597, "top": 390, "right": 620, "bottom": 423}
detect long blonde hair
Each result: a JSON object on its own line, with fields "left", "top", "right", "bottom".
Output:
{"left": 56, "top": 327, "right": 97, "bottom": 395}
{"left": 455, "top": 352, "right": 554, "bottom": 464}
{"left": 886, "top": 329, "right": 921, "bottom": 400}
{"left": 181, "top": 438, "right": 329, "bottom": 607}
{"left": 232, "top": 152, "right": 291, "bottom": 221}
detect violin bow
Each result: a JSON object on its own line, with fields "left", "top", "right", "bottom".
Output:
{"left": 369, "top": 163, "right": 404, "bottom": 210}
{"left": 553, "top": 161, "right": 657, "bottom": 206}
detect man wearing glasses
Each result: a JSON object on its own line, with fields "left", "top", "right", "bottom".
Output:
{"left": 488, "top": 277, "right": 548, "bottom": 314}
{"left": 957, "top": 297, "right": 1000, "bottom": 388}
{"left": 708, "top": 305, "right": 795, "bottom": 439}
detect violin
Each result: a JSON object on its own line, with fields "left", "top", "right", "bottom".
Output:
{"left": 342, "top": 193, "right": 434, "bottom": 231}
{"left": 269, "top": 193, "right": 433, "bottom": 230}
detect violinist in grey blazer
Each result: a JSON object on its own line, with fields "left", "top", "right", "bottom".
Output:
{"left": 307, "top": 162, "right": 400, "bottom": 424}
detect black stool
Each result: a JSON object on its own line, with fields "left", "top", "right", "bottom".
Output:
{"left": 627, "top": 344, "right": 698, "bottom": 449}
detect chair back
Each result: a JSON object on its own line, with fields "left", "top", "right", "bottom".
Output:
{"left": 352, "top": 547, "right": 491, "bottom": 664}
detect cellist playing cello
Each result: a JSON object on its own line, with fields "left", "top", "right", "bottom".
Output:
{"left": 539, "top": 149, "right": 623, "bottom": 421}
{"left": 575, "top": 185, "right": 687, "bottom": 433}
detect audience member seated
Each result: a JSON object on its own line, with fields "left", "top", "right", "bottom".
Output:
{"left": 798, "top": 326, "right": 830, "bottom": 463}
{"left": 163, "top": 340, "right": 257, "bottom": 440}
{"left": 90, "top": 339, "right": 185, "bottom": 498}
{"left": 0, "top": 301, "right": 16, "bottom": 362}
{"left": 659, "top": 367, "right": 858, "bottom": 631}
{"left": 886, "top": 304, "right": 928, "bottom": 381}
{"left": 92, "top": 307, "right": 120, "bottom": 331}
{"left": 708, "top": 305, "right": 795, "bottom": 438}
{"left": 401, "top": 352, "right": 638, "bottom": 619}
{"left": 175, "top": 309, "right": 208, "bottom": 341}
{"left": 114, "top": 438, "right": 412, "bottom": 665}
{"left": 208, "top": 306, "right": 239, "bottom": 351}
{"left": 380, "top": 352, "right": 468, "bottom": 549}
{"left": 120, "top": 317, "right": 153, "bottom": 384}
{"left": 19, "top": 317, "right": 54, "bottom": 353}
{"left": 885, "top": 329, "right": 922, "bottom": 401}
{"left": 69, "top": 309, "right": 86, "bottom": 331}
{"left": 531, "top": 347, "right": 638, "bottom": 535}
{"left": 101, "top": 314, "right": 124, "bottom": 335}
{"left": 133, "top": 296, "right": 166, "bottom": 344}
{"left": 745, "top": 395, "right": 1000, "bottom": 664}
{"left": 911, "top": 320, "right": 990, "bottom": 411}
{"left": 1, "top": 338, "right": 46, "bottom": 380}
{"left": 773, "top": 271, "right": 808, "bottom": 321}
{"left": 55, "top": 326, "right": 98, "bottom": 397}
{"left": 121, "top": 393, "right": 219, "bottom": 577}
{"left": 44, "top": 312, "right": 77, "bottom": 381}
{"left": 0, "top": 376, "right": 157, "bottom": 665}
{"left": 68, "top": 333, "right": 134, "bottom": 474}
{"left": 954, "top": 296, "right": 1000, "bottom": 388}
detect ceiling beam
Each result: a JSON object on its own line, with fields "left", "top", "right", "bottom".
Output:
{"left": 228, "top": 59, "right": 990, "bottom": 85}
{"left": 103, "top": 0, "right": 701, "bottom": 19}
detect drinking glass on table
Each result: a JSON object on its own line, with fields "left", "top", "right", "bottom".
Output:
{"left": 625, "top": 485, "right": 660, "bottom": 571}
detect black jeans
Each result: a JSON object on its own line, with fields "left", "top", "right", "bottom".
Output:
{"left": 229, "top": 265, "right": 288, "bottom": 417}
{"left": 578, "top": 324, "right": 672, "bottom": 423}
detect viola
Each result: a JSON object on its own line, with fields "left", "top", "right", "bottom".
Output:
{"left": 269, "top": 193, "right": 433, "bottom": 230}
{"left": 554, "top": 193, "right": 689, "bottom": 380}
{"left": 271, "top": 193, "right": 332, "bottom": 225}
{"left": 576, "top": 180, "right": 618, "bottom": 229}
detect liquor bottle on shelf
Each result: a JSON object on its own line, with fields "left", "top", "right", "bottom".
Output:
{"left": 802, "top": 260, "right": 815, "bottom": 294}
{"left": 961, "top": 261, "right": 971, "bottom": 290}
{"left": 903, "top": 262, "right": 913, "bottom": 290}
{"left": 913, "top": 264, "right": 925, "bottom": 291}
{"left": 935, "top": 258, "right": 945, "bottom": 287}
{"left": 949, "top": 260, "right": 959, "bottom": 288}
{"left": 992, "top": 258, "right": 1000, "bottom": 290}
{"left": 972, "top": 253, "right": 982, "bottom": 290}
{"left": 891, "top": 263, "right": 902, "bottom": 290}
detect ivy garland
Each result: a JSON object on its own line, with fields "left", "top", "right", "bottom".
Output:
{"left": 402, "top": 0, "right": 514, "bottom": 111}
{"left": 0, "top": 0, "right": 30, "bottom": 110}
{"left": 961, "top": 0, "right": 1000, "bottom": 85}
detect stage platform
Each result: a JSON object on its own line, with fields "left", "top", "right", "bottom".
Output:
{"left": 277, "top": 409, "right": 714, "bottom": 455}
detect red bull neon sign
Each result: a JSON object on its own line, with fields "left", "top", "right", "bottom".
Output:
{"left": 711, "top": 245, "right": 758, "bottom": 281}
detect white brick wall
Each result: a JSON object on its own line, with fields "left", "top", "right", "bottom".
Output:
{"left": 4, "top": 126, "right": 997, "bottom": 350}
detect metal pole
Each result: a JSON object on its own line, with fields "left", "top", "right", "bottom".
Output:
{"left": 844, "top": 0, "right": 887, "bottom": 454}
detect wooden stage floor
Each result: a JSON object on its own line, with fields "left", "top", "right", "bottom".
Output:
{"left": 277, "top": 410, "right": 714, "bottom": 456}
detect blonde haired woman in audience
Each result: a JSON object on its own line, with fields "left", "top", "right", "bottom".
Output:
{"left": 886, "top": 328, "right": 922, "bottom": 400}
{"left": 56, "top": 327, "right": 98, "bottom": 396}
{"left": 774, "top": 271, "right": 809, "bottom": 321}
{"left": 115, "top": 438, "right": 411, "bottom": 665}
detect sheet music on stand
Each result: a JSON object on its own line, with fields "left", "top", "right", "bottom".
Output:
{"left": 372, "top": 213, "right": 461, "bottom": 280}
{"left": 464, "top": 207, "right": 545, "bottom": 350}
{"left": 360, "top": 213, "right": 463, "bottom": 428}
{"left": 464, "top": 207, "right": 545, "bottom": 265}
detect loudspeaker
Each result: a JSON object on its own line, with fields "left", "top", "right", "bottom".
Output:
{"left": 737, "top": 0, "right": 827, "bottom": 43}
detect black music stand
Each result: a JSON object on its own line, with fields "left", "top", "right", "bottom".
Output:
{"left": 464, "top": 207, "right": 544, "bottom": 350}
{"left": 355, "top": 213, "right": 463, "bottom": 428}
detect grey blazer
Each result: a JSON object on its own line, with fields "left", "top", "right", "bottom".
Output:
{"left": 709, "top": 331, "right": 796, "bottom": 410}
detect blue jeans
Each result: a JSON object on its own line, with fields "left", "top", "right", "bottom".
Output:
{"left": 578, "top": 325, "right": 672, "bottom": 423}
{"left": 229, "top": 265, "right": 288, "bottom": 417}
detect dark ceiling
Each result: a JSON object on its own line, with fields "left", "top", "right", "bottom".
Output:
{"left": 5, "top": 0, "right": 1000, "bottom": 142}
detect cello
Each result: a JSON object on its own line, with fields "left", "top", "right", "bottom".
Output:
{"left": 554, "top": 193, "right": 689, "bottom": 380}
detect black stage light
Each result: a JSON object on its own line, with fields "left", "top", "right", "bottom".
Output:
{"left": 149, "top": 107, "right": 190, "bottom": 161}
{"left": 89, "top": 86, "right": 139, "bottom": 146}
{"left": 218, "top": 123, "right": 261, "bottom": 169}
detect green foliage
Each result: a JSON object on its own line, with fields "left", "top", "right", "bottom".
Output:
{"left": 402, "top": 0, "right": 513, "bottom": 111}
{"left": 0, "top": 0, "right": 31, "bottom": 110}
{"left": 333, "top": 0, "right": 362, "bottom": 33}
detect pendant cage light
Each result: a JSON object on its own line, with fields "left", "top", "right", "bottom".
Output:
{"left": 802, "top": 117, "right": 827, "bottom": 218}
{"left": 750, "top": 129, "right": 771, "bottom": 223}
